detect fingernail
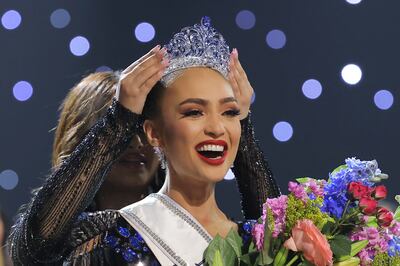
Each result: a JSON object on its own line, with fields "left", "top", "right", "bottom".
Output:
{"left": 151, "top": 45, "right": 161, "bottom": 52}
{"left": 233, "top": 48, "right": 238, "bottom": 57}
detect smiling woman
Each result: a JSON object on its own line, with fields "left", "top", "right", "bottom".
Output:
{"left": 8, "top": 17, "right": 280, "bottom": 265}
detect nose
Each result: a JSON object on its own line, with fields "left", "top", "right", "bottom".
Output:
{"left": 204, "top": 114, "right": 225, "bottom": 138}
{"left": 129, "top": 134, "right": 144, "bottom": 150}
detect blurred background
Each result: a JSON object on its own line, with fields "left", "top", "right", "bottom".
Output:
{"left": 0, "top": 0, "right": 399, "bottom": 238}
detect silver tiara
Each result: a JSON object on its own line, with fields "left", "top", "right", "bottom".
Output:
{"left": 161, "top": 16, "right": 230, "bottom": 86}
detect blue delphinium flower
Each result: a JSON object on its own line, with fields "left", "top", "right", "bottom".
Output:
{"left": 388, "top": 236, "right": 400, "bottom": 257}
{"left": 321, "top": 158, "right": 381, "bottom": 218}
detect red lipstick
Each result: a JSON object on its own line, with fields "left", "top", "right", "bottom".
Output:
{"left": 195, "top": 140, "right": 228, "bottom": 166}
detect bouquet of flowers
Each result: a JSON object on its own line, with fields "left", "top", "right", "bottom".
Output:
{"left": 204, "top": 158, "right": 400, "bottom": 266}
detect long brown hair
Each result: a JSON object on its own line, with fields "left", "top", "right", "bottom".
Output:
{"left": 52, "top": 71, "right": 120, "bottom": 167}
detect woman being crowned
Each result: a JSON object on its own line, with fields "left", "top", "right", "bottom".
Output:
{"left": 9, "top": 17, "right": 280, "bottom": 265}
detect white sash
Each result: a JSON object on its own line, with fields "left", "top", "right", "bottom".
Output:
{"left": 119, "top": 193, "right": 213, "bottom": 266}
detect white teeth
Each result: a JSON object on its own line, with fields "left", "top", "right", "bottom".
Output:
{"left": 197, "top": 144, "right": 224, "bottom": 152}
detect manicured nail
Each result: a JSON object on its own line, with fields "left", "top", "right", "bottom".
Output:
{"left": 151, "top": 45, "right": 161, "bottom": 52}
{"left": 233, "top": 48, "right": 238, "bottom": 57}
{"left": 160, "top": 47, "right": 168, "bottom": 54}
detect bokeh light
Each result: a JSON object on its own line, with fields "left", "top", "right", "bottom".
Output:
{"left": 346, "top": 0, "right": 363, "bottom": 4}
{"left": 13, "top": 81, "right": 33, "bottom": 101}
{"left": 96, "top": 65, "right": 113, "bottom": 72}
{"left": 302, "top": 79, "right": 323, "bottom": 99}
{"left": 134, "top": 22, "right": 156, "bottom": 43}
{"left": 266, "top": 29, "right": 286, "bottom": 49}
{"left": 69, "top": 36, "right": 90, "bottom": 56}
{"left": 50, "top": 9, "right": 71, "bottom": 29}
{"left": 235, "top": 10, "right": 256, "bottom": 30}
{"left": 374, "top": 90, "right": 394, "bottom": 110}
{"left": 0, "top": 169, "right": 19, "bottom": 190}
{"left": 273, "top": 121, "right": 293, "bottom": 142}
{"left": 341, "top": 64, "right": 362, "bottom": 85}
{"left": 224, "top": 169, "right": 235, "bottom": 180}
{"left": 1, "top": 10, "right": 22, "bottom": 30}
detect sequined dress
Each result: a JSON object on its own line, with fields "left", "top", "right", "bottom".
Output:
{"left": 8, "top": 99, "right": 280, "bottom": 265}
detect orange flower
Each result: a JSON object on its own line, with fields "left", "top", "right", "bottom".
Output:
{"left": 284, "top": 219, "right": 333, "bottom": 266}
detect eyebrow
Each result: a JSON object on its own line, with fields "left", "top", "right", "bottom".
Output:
{"left": 179, "top": 97, "right": 237, "bottom": 106}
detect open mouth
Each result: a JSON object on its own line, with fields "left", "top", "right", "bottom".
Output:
{"left": 195, "top": 141, "right": 228, "bottom": 165}
{"left": 196, "top": 144, "right": 225, "bottom": 159}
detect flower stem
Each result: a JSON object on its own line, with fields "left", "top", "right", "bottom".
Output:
{"left": 286, "top": 255, "right": 299, "bottom": 266}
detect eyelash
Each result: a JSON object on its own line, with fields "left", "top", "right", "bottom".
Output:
{"left": 182, "top": 109, "right": 240, "bottom": 117}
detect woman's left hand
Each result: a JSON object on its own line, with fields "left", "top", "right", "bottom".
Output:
{"left": 228, "top": 48, "right": 254, "bottom": 120}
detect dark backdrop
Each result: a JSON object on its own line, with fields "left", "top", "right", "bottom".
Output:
{"left": 1, "top": 0, "right": 399, "bottom": 222}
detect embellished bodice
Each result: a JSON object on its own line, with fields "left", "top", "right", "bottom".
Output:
{"left": 72, "top": 209, "right": 256, "bottom": 266}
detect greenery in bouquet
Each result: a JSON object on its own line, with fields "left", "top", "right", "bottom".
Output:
{"left": 204, "top": 158, "right": 400, "bottom": 266}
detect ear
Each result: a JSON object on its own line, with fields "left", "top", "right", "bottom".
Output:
{"left": 143, "top": 119, "right": 162, "bottom": 147}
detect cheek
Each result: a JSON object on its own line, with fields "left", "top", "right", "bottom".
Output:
{"left": 162, "top": 120, "right": 200, "bottom": 155}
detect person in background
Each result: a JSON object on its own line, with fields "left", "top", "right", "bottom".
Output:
{"left": 51, "top": 71, "right": 162, "bottom": 211}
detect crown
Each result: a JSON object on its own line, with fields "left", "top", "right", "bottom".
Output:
{"left": 161, "top": 16, "right": 230, "bottom": 86}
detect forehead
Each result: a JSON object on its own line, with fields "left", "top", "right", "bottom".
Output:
{"left": 165, "top": 68, "right": 234, "bottom": 101}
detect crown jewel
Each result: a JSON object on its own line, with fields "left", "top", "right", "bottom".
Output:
{"left": 161, "top": 16, "right": 230, "bottom": 86}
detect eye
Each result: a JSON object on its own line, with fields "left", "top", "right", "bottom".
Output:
{"left": 182, "top": 109, "right": 203, "bottom": 117}
{"left": 223, "top": 109, "right": 240, "bottom": 117}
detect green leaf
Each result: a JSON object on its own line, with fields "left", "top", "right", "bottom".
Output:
{"left": 273, "top": 246, "right": 289, "bottom": 266}
{"left": 212, "top": 250, "right": 224, "bottom": 266}
{"left": 366, "top": 216, "right": 378, "bottom": 227}
{"left": 260, "top": 208, "right": 274, "bottom": 265}
{"left": 331, "top": 165, "right": 347, "bottom": 176}
{"left": 225, "top": 229, "right": 243, "bottom": 258}
{"left": 321, "top": 221, "right": 336, "bottom": 235}
{"left": 337, "top": 240, "right": 368, "bottom": 262}
{"left": 350, "top": 240, "right": 368, "bottom": 257}
{"left": 333, "top": 257, "right": 360, "bottom": 266}
{"left": 204, "top": 235, "right": 224, "bottom": 265}
{"left": 394, "top": 206, "right": 400, "bottom": 222}
{"left": 296, "top": 177, "right": 311, "bottom": 184}
{"left": 240, "top": 252, "right": 259, "bottom": 265}
{"left": 330, "top": 235, "right": 352, "bottom": 258}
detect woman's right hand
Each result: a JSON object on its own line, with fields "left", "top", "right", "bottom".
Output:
{"left": 117, "top": 45, "right": 168, "bottom": 114}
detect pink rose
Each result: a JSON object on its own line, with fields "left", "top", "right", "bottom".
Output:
{"left": 284, "top": 219, "right": 333, "bottom": 266}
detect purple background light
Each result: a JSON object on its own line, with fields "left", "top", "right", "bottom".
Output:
{"left": 302, "top": 79, "right": 322, "bottom": 99}
{"left": 1, "top": 10, "right": 22, "bottom": 30}
{"left": 69, "top": 36, "right": 90, "bottom": 56}
{"left": 135, "top": 22, "right": 156, "bottom": 43}
{"left": 235, "top": 10, "right": 256, "bottom": 30}
{"left": 273, "top": 121, "right": 293, "bottom": 142}
{"left": 266, "top": 29, "right": 286, "bottom": 49}
{"left": 13, "top": 81, "right": 33, "bottom": 101}
{"left": 50, "top": 9, "right": 71, "bottom": 29}
{"left": 0, "top": 169, "right": 19, "bottom": 190}
{"left": 374, "top": 90, "right": 394, "bottom": 110}
{"left": 96, "top": 65, "right": 113, "bottom": 72}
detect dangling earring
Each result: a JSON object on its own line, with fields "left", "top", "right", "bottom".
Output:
{"left": 154, "top": 146, "right": 167, "bottom": 169}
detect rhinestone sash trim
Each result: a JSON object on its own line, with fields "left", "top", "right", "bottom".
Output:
{"left": 122, "top": 210, "right": 187, "bottom": 266}
{"left": 149, "top": 193, "right": 212, "bottom": 243}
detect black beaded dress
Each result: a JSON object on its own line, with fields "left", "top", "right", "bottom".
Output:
{"left": 8, "top": 99, "right": 280, "bottom": 265}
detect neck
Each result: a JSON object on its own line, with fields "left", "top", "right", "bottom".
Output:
{"left": 95, "top": 183, "right": 148, "bottom": 210}
{"left": 159, "top": 170, "right": 226, "bottom": 225}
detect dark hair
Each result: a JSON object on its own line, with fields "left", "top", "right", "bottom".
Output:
{"left": 142, "top": 81, "right": 167, "bottom": 120}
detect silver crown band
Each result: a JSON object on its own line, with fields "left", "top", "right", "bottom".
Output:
{"left": 161, "top": 16, "right": 230, "bottom": 87}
